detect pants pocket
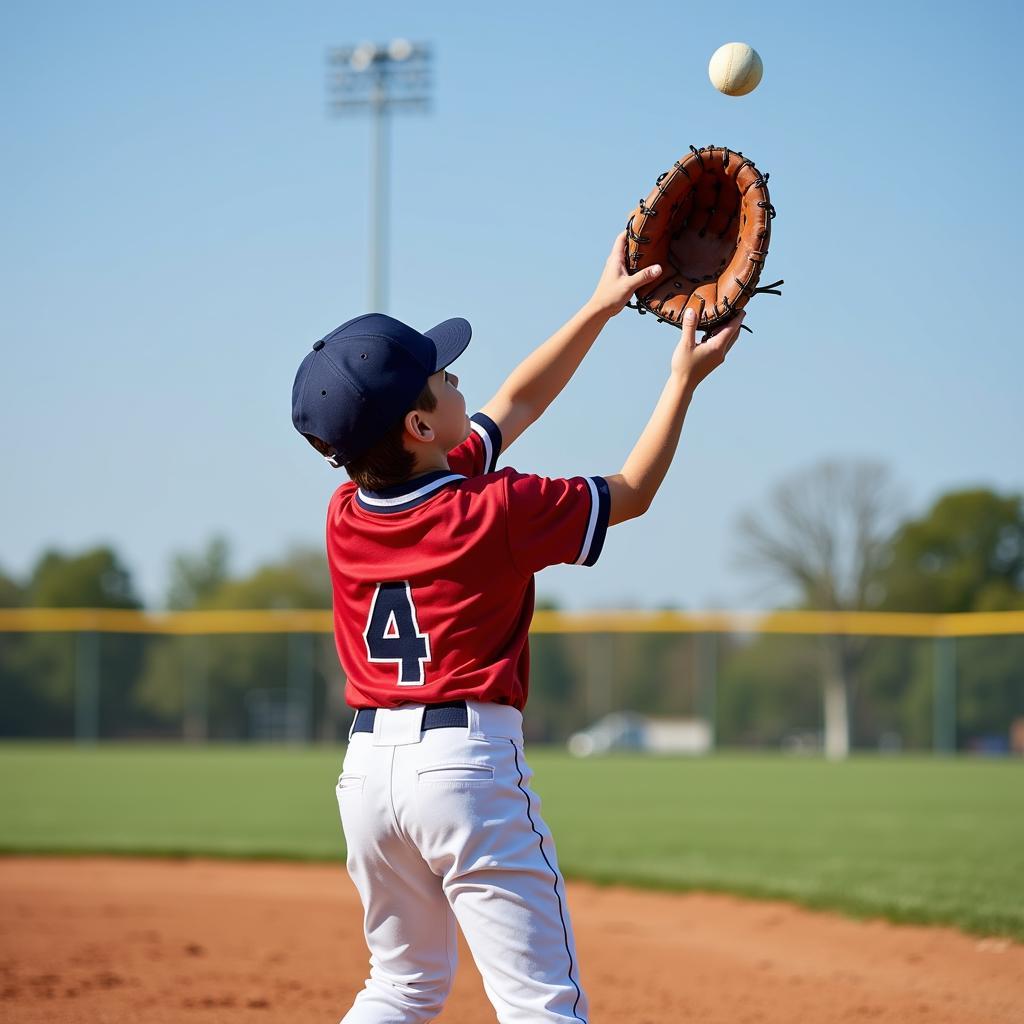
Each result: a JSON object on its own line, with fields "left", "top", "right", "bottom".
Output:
{"left": 337, "top": 772, "right": 365, "bottom": 792}
{"left": 416, "top": 763, "right": 495, "bottom": 786}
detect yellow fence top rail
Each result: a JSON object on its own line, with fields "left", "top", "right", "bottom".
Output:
{"left": 1, "top": 608, "right": 1023, "bottom": 638}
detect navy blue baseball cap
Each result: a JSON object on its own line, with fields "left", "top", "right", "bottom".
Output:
{"left": 291, "top": 312, "right": 472, "bottom": 467}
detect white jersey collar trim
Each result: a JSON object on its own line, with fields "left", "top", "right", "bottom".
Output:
{"left": 357, "top": 472, "right": 466, "bottom": 509}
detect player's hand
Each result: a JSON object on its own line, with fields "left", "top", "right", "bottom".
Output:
{"left": 670, "top": 308, "right": 746, "bottom": 389}
{"left": 587, "top": 229, "right": 665, "bottom": 318}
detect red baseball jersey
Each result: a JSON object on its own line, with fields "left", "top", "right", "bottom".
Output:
{"left": 325, "top": 412, "right": 611, "bottom": 711}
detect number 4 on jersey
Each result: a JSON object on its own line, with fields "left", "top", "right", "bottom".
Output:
{"left": 363, "top": 582, "right": 431, "bottom": 685}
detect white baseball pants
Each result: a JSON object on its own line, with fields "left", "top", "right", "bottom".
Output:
{"left": 335, "top": 700, "right": 589, "bottom": 1024}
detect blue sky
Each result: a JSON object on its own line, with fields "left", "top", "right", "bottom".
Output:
{"left": 2, "top": 0, "right": 1021, "bottom": 610}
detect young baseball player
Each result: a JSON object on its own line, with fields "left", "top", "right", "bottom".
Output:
{"left": 291, "top": 230, "right": 746, "bottom": 1024}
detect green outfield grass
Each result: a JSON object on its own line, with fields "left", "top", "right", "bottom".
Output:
{"left": 0, "top": 744, "right": 1021, "bottom": 940}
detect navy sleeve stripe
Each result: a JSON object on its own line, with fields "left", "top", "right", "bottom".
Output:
{"left": 577, "top": 476, "right": 611, "bottom": 567}
{"left": 568, "top": 481, "right": 592, "bottom": 567}
{"left": 469, "top": 412, "right": 503, "bottom": 473}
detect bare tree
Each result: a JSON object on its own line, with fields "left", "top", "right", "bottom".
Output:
{"left": 735, "top": 460, "right": 903, "bottom": 759}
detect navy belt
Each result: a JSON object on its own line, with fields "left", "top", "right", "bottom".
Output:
{"left": 352, "top": 699, "right": 468, "bottom": 734}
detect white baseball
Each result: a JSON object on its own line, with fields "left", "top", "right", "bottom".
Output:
{"left": 708, "top": 42, "right": 763, "bottom": 96}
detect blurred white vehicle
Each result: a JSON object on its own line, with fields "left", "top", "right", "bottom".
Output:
{"left": 567, "top": 712, "right": 711, "bottom": 757}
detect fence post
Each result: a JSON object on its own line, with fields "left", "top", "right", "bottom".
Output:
{"left": 933, "top": 636, "right": 957, "bottom": 754}
{"left": 696, "top": 632, "right": 718, "bottom": 750}
{"left": 183, "top": 635, "right": 208, "bottom": 742}
{"left": 74, "top": 631, "right": 100, "bottom": 744}
{"left": 288, "top": 632, "right": 315, "bottom": 742}
{"left": 586, "top": 633, "right": 614, "bottom": 722}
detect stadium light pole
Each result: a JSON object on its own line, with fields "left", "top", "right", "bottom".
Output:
{"left": 327, "top": 39, "right": 433, "bottom": 314}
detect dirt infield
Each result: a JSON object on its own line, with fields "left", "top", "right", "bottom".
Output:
{"left": 0, "top": 858, "right": 1021, "bottom": 1023}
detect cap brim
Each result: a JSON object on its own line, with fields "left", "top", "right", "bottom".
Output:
{"left": 423, "top": 317, "right": 472, "bottom": 372}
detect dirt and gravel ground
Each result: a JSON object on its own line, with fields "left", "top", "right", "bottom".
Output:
{"left": 0, "top": 857, "right": 1021, "bottom": 1023}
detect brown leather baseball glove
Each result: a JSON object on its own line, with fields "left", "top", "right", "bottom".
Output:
{"left": 625, "top": 145, "right": 783, "bottom": 334}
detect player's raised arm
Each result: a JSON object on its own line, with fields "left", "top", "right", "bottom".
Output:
{"left": 479, "top": 231, "right": 665, "bottom": 455}
{"left": 604, "top": 307, "right": 746, "bottom": 526}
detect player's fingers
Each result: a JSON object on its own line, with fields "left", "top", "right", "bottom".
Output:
{"left": 708, "top": 311, "right": 745, "bottom": 352}
{"left": 610, "top": 231, "right": 627, "bottom": 271}
{"left": 725, "top": 318, "right": 745, "bottom": 348}
{"left": 724, "top": 319, "right": 747, "bottom": 355}
{"left": 632, "top": 263, "right": 662, "bottom": 287}
{"left": 681, "top": 306, "right": 698, "bottom": 344}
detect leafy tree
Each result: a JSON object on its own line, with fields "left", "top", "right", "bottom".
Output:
{"left": 202, "top": 546, "right": 331, "bottom": 611}
{"left": 28, "top": 546, "right": 141, "bottom": 609}
{"left": 0, "top": 567, "right": 23, "bottom": 608}
{"left": 717, "top": 634, "right": 822, "bottom": 748}
{"left": 880, "top": 489, "right": 1024, "bottom": 613}
{"left": 610, "top": 632, "right": 697, "bottom": 719}
{"left": 1, "top": 547, "right": 145, "bottom": 737}
{"left": 167, "top": 535, "right": 231, "bottom": 610}
{"left": 137, "top": 544, "right": 334, "bottom": 739}
{"left": 735, "top": 459, "right": 903, "bottom": 758}
{"left": 0, "top": 566, "right": 32, "bottom": 734}
{"left": 867, "top": 488, "right": 1024, "bottom": 746}
{"left": 525, "top": 597, "right": 583, "bottom": 743}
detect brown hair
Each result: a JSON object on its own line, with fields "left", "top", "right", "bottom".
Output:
{"left": 304, "top": 378, "right": 438, "bottom": 491}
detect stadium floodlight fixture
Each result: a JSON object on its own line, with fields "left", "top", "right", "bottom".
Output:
{"left": 326, "top": 40, "right": 433, "bottom": 312}
{"left": 388, "top": 38, "right": 414, "bottom": 62}
{"left": 327, "top": 40, "right": 433, "bottom": 114}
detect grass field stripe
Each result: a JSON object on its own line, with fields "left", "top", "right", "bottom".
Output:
{"left": 0, "top": 747, "right": 1020, "bottom": 940}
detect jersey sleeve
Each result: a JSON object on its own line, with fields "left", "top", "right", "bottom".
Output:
{"left": 503, "top": 470, "right": 611, "bottom": 575}
{"left": 446, "top": 412, "right": 503, "bottom": 478}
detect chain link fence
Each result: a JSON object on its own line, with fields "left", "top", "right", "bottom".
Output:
{"left": 1, "top": 610, "right": 1022, "bottom": 754}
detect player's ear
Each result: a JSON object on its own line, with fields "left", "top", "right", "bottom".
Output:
{"left": 404, "top": 409, "right": 434, "bottom": 444}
